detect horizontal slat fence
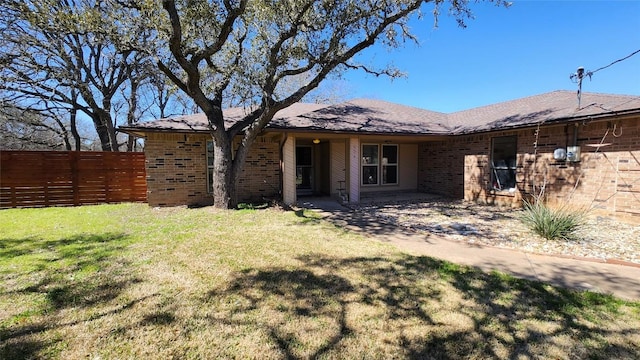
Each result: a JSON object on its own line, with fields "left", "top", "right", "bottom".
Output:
{"left": 1, "top": 151, "right": 146, "bottom": 208}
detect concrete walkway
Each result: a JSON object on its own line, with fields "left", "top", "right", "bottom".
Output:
{"left": 298, "top": 198, "right": 640, "bottom": 301}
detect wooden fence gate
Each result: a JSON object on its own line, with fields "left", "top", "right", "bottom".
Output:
{"left": 0, "top": 151, "right": 146, "bottom": 208}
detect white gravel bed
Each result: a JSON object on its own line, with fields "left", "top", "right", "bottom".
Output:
{"left": 352, "top": 200, "right": 640, "bottom": 264}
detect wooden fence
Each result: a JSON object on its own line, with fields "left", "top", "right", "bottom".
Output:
{"left": 0, "top": 151, "right": 146, "bottom": 208}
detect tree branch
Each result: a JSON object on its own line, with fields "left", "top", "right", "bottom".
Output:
{"left": 193, "top": 0, "right": 248, "bottom": 63}
{"left": 162, "top": 0, "right": 219, "bottom": 124}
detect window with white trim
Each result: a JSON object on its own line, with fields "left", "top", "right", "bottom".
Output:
{"left": 382, "top": 145, "right": 398, "bottom": 184}
{"left": 490, "top": 136, "right": 517, "bottom": 191}
{"left": 362, "top": 144, "right": 379, "bottom": 185}
{"left": 361, "top": 144, "right": 398, "bottom": 185}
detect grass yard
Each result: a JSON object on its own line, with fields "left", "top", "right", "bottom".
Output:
{"left": 1, "top": 203, "right": 639, "bottom": 359}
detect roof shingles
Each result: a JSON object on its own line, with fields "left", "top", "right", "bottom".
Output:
{"left": 448, "top": 91, "right": 640, "bottom": 134}
{"left": 121, "top": 91, "right": 640, "bottom": 136}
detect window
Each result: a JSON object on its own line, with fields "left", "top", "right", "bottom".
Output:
{"left": 491, "top": 136, "right": 517, "bottom": 190}
{"left": 382, "top": 145, "right": 398, "bottom": 184}
{"left": 207, "top": 140, "right": 214, "bottom": 193}
{"left": 362, "top": 144, "right": 379, "bottom": 184}
{"left": 361, "top": 144, "right": 398, "bottom": 185}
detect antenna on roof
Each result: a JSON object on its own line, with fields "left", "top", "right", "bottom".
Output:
{"left": 569, "top": 66, "right": 585, "bottom": 109}
{"left": 568, "top": 49, "right": 640, "bottom": 109}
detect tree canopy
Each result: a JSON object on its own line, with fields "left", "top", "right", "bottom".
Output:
{"left": 119, "top": 0, "right": 507, "bottom": 208}
{"left": 1, "top": 0, "right": 509, "bottom": 206}
{"left": 0, "top": 0, "right": 193, "bottom": 151}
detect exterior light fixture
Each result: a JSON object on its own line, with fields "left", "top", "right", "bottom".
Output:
{"left": 312, "top": 138, "right": 320, "bottom": 144}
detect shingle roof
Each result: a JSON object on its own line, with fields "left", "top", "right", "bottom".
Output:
{"left": 270, "top": 99, "right": 449, "bottom": 134}
{"left": 120, "top": 90, "right": 640, "bottom": 136}
{"left": 448, "top": 90, "right": 640, "bottom": 134}
{"left": 125, "top": 103, "right": 327, "bottom": 133}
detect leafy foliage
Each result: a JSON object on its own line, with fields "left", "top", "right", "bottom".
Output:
{"left": 0, "top": 101, "right": 69, "bottom": 150}
{"left": 0, "top": 0, "right": 192, "bottom": 151}
{"left": 119, "top": 0, "right": 510, "bottom": 207}
{"left": 520, "top": 200, "right": 587, "bottom": 241}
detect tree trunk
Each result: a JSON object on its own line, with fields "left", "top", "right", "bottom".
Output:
{"left": 93, "top": 115, "right": 113, "bottom": 151}
{"left": 211, "top": 134, "right": 236, "bottom": 208}
{"left": 101, "top": 108, "right": 119, "bottom": 152}
{"left": 70, "top": 105, "right": 81, "bottom": 151}
{"left": 126, "top": 72, "right": 139, "bottom": 152}
{"left": 53, "top": 117, "right": 72, "bottom": 151}
{"left": 69, "top": 91, "right": 81, "bottom": 150}
{"left": 126, "top": 132, "right": 135, "bottom": 151}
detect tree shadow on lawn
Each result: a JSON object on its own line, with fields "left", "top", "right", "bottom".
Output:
{"left": 296, "top": 207, "right": 405, "bottom": 236}
{"left": 314, "top": 204, "right": 522, "bottom": 243}
{"left": 208, "top": 253, "right": 640, "bottom": 359}
{"left": 0, "top": 232, "right": 143, "bottom": 359}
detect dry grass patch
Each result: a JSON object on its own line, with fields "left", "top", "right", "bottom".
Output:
{"left": 1, "top": 204, "right": 639, "bottom": 359}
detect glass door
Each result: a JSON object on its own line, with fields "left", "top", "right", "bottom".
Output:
{"left": 296, "top": 146, "right": 313, "bottom": 195}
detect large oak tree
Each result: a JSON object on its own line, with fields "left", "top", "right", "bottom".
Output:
{"left": 1, "top": 1, "right": 132, "bottom": 151}
{"left": 126, "top": 0, "right": 508, "bottom": 208}
{"left": 0, "top": 0, "right": 189, "bottom": 151}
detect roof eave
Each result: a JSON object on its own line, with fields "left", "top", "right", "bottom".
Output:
{"left": 118, "top": 127, "right": 211, "bottom": 137}
{"left": 263, "top": 127, "right": 450, "bottom": 137}
{"left": 453, "top": 108, "right": 640, "bottom": 135}
{"left": 118, "top": 103, "right": 640, "bottom": 138}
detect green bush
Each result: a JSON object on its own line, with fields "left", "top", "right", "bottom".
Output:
{"left": 520, "top": 200, "right": 586, "bottom": 241}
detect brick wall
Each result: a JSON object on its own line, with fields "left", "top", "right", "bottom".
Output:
{"left": 144, "top": 133, "right": 280, "bottom": 207}
{"left": 418, "top": 136, "right": 477, "bottom": 199}
{"left": 418, "top": 116, "right": 640, "bottom": 218}
{"left": 236, "top": 137, "right": 281, "bottom": 202}
{"left": 145, "top": 133, "right": 209, "bottom": 207}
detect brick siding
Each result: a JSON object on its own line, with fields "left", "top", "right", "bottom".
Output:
{"left": 419, "top": 116, "right": 640, "bottom": 218}
{"left": 236, "top": 137, "right": 281, "bottom": 203}
{"left": 144, "top": 133, "right": 280, "bottom": 207}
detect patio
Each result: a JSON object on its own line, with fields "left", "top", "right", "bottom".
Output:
{"left": 299, "top": 194, "right": 640, "bottom": 265}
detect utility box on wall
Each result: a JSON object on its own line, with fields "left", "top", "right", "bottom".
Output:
{"left": 553, "top": 148, "right": 567, "bottom": 161}
{"left": 566, "top": 146, "right": 581, "bottom": 162}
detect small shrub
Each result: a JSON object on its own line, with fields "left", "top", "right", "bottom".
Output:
{"left": 520, "top": 200, "right": 586, "bottom": 241}
{"left": 237, "top": 202, "right": 269, "bottom": 210}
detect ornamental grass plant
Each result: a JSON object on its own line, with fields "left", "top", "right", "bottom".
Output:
{"left": 520, "top": 199, "right": 588, "bottom": 241}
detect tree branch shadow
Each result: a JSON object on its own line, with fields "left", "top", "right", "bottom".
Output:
{"left": 0, "top": 232, "right": 144, "bottom": 358}
{"left": 205, "top": 253, "right": 640, "bottom": 359}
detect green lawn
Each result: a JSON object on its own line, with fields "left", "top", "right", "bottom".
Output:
{"left": 1, "top": 203, "right": 639, "bottom": 359}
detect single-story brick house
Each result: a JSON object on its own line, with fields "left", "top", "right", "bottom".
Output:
{"left": 120, "top": 90, "right": 640, "bottom": 218}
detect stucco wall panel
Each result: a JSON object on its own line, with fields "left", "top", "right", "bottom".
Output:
{"left": 282, "top": 136, "right": 296, "bottom": 205}
{"left": 399, "top": 144, "right": 418, "bottom": 190}
{"left": 349, "top": 137, "right": 360, "bottom": 203}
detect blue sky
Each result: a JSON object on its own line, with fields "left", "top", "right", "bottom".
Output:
{"left": 342, "top": 0, "right": 640, "bottom": 113}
